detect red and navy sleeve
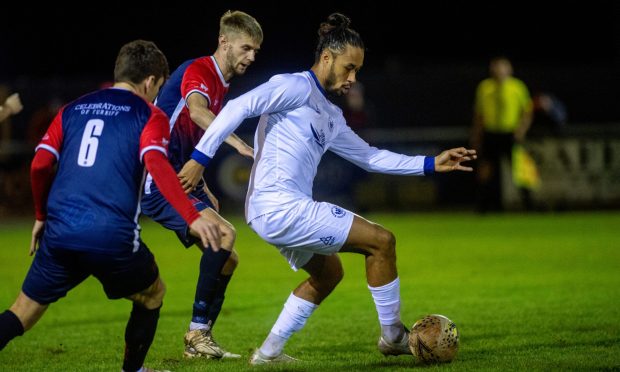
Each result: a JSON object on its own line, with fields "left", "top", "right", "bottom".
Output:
{"left": 35, "top": 108, "right": 65, "bottom": 159}
{"left": 181, "top": 59, "right": 216, "bottom": 108}
{"left": 31, "top": 107, "right": 65, "bottom": 220}
{"left": 139, "top": 105, "right": 170, "bottom": 161}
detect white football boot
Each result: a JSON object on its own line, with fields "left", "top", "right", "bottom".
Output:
{"left": 378, "top": 328, "right": 413, "bottom": 356}
{"left": 249, "top": 349, "right": 299, "bottom": 365}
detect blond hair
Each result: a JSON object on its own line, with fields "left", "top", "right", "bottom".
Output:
{"left": 220, "top": 10, "right": 263, "bottom": 44}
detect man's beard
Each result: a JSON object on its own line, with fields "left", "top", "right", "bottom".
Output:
{"left": 226, "top": 49, "right": 244, "bottom": 76}
{"left": 324, "top": 64, "right": 341, "bottom": 96}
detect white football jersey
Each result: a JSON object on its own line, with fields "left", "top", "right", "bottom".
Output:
{"left": 192, "top": 71, "right": 429, "bottom": 222}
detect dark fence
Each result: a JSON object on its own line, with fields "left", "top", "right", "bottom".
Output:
{"left": 1, "top": 64, "right": 619, "bottom": 217}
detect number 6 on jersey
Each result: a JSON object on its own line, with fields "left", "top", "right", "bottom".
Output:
{"left": 78, "top": 119, "right": 104, "bottom": 167}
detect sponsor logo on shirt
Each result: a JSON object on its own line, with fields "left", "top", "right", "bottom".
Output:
{"left": 331, "top": 206, "right": 346, "bottom": 218}
{"left": 200, "top": 83, "right": 209, "bottom": 92}
{"left": 320, "top": 236, "right": 335, "bottom": 245}
{"left": 150, "top": 137, "right": 169, "bottom": 146}
{"left": 310, "top": 123, "right": 325, "bottom": 148}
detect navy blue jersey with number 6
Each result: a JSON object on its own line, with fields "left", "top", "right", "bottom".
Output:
{"left": 35, "top": 88, "right": 170, "bottom": 254}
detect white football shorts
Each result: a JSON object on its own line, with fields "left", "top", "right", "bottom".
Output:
{"left": 248, "top": 199, "right": 355, "bottom": 271}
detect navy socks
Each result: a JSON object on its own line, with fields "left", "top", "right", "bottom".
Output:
{"left": 0, "top": 310, "right": 24, "bottom": 350}
{"left": 123, "top": 303, "right": 161, "bottom": 372}
{"left": 204, "top": 273, "right": 233, "bottom": 329}
{"left": 192, "top": 249, "right": 232, "bottom": 326}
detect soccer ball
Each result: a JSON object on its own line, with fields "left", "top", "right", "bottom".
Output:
{"left": 408, "top": 314, "right": 459, "bottom": 364}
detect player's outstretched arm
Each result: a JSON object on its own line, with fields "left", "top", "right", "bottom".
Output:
{"left": 187, "top": 93, "right": 254, "bottom": 159}
{"left": 225, "top": 133, "right": 254, "bottom": 159}
{"left": 434, "top": 147, "right": 477, "bottom": 173}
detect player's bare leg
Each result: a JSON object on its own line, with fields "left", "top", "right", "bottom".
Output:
{"left": 127, "top": 275, "right": 166, "bottom": 309}
{"left": 295, "top": 253, "right": 344, "bottom": 303}
{"left": 341, "top": 215, "right": 411, "bottom": 356}
{"left": 252, "top": 254, "right": 343, "bottom": 364}
{"left": 8, "top": 291, "right": 48, "bottom": 331}
{"left": 185, "top": 208, "right": 240, "bottom": 359}
{"left": 0, "top": 291, "right": 47, "bottom": 350}
{"left": 341, "top": 215, "right": 397, "bottom": 286}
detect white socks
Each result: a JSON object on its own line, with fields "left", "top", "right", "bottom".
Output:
{"left": 259, "top": 293, "right": 318, "bottom": 357}
{"left": 368, "top": 277, "right": 404, "bottom": 342}
{"left": 258, "top": 280, "right": 402, "bottom": 357}
{"left": 189, "top": 321, "right": 210, "bottom": 331}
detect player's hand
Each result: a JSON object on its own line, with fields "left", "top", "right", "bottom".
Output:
{"left": 189, "top": 216, "right": 222, "bottom": 251}
{"left": 4, "top": 93, "right": 23, "bottom": 116}
{"left": 29, "top": 220, "right": 45, "bottom": 256}
{"left": 434, "top": 147, "right": 477, "bottom": 173}
{"left": 178, "top": 159, "right": 204, "bottom": 194}
{"left": 202, "top": 180, "right": 220, "bottom": 212}
{"left": 237, "top": 143, "right": 254, "bottom": 159}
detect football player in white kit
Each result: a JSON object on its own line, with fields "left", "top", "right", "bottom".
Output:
{"left": 178, "top": 12, "right": 477, "bottom": 364}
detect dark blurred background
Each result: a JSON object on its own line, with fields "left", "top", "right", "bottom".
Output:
{"left": 1, "top": 1, "right": 619, "bottom": 216}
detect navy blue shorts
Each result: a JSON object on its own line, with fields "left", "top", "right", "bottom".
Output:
{"left": 22, "top": 240, "right": 159, "bottom": 305}
{"left": 141, "top": 186, "right": 213, "bottom": 248}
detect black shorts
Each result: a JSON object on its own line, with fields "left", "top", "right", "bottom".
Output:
{"left": 22, "top": 240, "right": 159, "bottom": 305}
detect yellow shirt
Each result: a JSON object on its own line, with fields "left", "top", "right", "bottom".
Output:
{"left": 475, "top": 77, "right": 532, "bottom": 133}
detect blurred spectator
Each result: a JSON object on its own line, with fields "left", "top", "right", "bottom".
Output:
{"left": 470, "top": 57, "right": 533, "bottom": 212}
{"left": 0, "top": 86, "right": 26, "bottom": 214}
{"left": 0, "top": 86, "right": 23, "bottom": 157}
{"left": 530, "top": 92, "right": 567, "bottom": 137}
{"left": 342, "top": 82, "right": 376, "bottom": 130}
{"left": 0, "top": 90, "right": 23, "bottom": 122}
{"left": 0, "top": 85, "right": 24, "bottom": 162}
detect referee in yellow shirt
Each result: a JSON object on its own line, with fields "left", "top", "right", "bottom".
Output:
{"left": 471, "top": 57, "right": 533, "bottom": 212}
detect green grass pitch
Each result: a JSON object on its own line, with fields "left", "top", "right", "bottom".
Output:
{"left": 1, "top": 212, "right": 619, "bottom": 371}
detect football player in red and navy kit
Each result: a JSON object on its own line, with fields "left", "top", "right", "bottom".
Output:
{"left": 0, "top": 40, "right": 222, "bottom": 372}
{"left": 141, "top": 11, "right": 262, "bottom": 359}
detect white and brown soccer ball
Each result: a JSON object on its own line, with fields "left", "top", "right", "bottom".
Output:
{"left": 408, "top": 314, "right": 459, "bottom": 364}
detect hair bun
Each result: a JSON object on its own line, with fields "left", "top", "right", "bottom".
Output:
{"left": 327, "top": 13, "right": 351, "bottom": 28}
{"left": 318, "top": 13, "right": 351, "bottom": 36}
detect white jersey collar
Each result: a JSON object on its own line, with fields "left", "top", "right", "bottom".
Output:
{"left": 210, "top": 56, "right": 230, "bottom": 88}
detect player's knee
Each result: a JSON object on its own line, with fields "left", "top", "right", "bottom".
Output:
{"left": 220, "top": 223, "right": 237, "bottom": 248}
{"left": 371, "top": 225, "right": 395, "bottom": 248}
{"left": 330, "top": 265, "right": 344, "bottom": 287}
{"left": 223, "top": 250, "right": 239, "bottom": 273}
{"left": 323, "top": 259, "right": 345, "bottom": 290}
{"left": 143, "top": 278, "right": 166, "bottom": 309}
{"left": 310, "top": 271, "right": 342, "bottom": 295}
{"left": 374, "top": 227, "right": 396, "bottom": 258}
